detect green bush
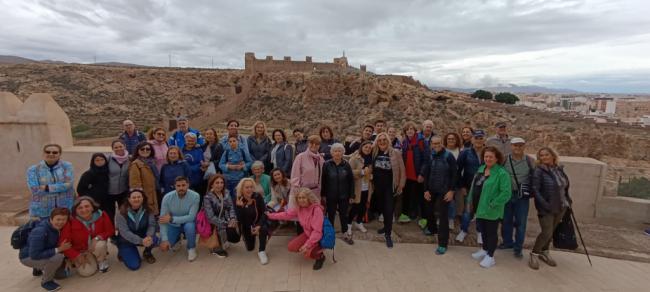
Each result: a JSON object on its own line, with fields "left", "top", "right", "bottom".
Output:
{"left": 494, "top": 92, "right": 519, "bottom": 104}
{"left": 618, "top": 177, "right": 650, "bottom": 199}
{"left": 471, "top": 90, "right": 493, "bottom": 100}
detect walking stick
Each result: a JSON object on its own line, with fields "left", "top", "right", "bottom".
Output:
{"left": 569, "top": 208, "right": 592, "bottom": 267}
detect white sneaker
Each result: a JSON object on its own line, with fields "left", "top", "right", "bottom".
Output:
{"left": 187, "top": 248, "right": 197, "bottom": 262}
{"left": 346, "top": 224, "right": 353, "bottom": 236}
{"left": 448, "top": 220, "right": 455, "bottom": 230}
{"left": 480, "top": 255, "right": 496, "bottom": 268}
{"left": 258, "top": 251, "right": 269, "bottom": 265}
{"left": 455, "top": 231, "right": 467, "bottom": 242}
{"left": 477, "top": 232, "right": 483, "bottom": 245}
{"left": 378, "top": 214, "right": 384, "bottom": 222}
{"left": 98, "top": 260, "right": 110, "bottom": 273}
{"left": 472, "top": 249, "right": 487, "bottom": 260}
{"left": 354, "top": 222, "right": 368, "bottom": 233}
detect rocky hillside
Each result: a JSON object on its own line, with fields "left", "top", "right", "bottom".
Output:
{"left": 1, "top": 63, "right": 650, "bottom": 167}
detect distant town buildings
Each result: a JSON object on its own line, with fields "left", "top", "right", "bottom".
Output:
{"left": 516, "top": 93, "right": 650, "bottom": 126}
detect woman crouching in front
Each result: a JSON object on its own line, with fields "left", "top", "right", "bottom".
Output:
{"left": 266, "top": 187, "right": 326, "bottom": 270}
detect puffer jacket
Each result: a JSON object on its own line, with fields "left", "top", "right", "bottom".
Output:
{"left": 321, "top": 159, "right": 355, "bottom": 200}
{"left": 248, "top": 135, "right": 272, "bottom": 169}
{"left": 532, "top": 164, "right": 572, "bottom": 216}
{"left": 422, "top": 148, "right": 458, "bottom": 194}
{"left": 457, "top": 147, "right": 482, "bottom": 189}
{"left": 19, "top": 220, "right": 60, "bottom": 260}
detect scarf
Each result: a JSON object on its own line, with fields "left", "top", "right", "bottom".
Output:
{"left": 77, "top": 210, "right": 103, "bottom": 246}
{"left": 127, "top": 207, "right": 145, "bottom": 227}
{"left": 112, "top": 150, "right": 129, "bottom": 165}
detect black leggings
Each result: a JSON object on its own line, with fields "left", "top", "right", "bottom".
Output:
{"left": 327, "top": 197, "right": 350, "bottom": 233}
{"left": 241, "top": 226, "right": 268, "bottom": 252}
{"left": 424, "top": 193, "right": 450, "bottom": 247}
{"left": 103, "top": 192, "right": 127, "bottom": 225}
{"left": 476, "top": 218, "right": 499, "bottom": 257}
{"left": 348, "top": 191, "right": 369, "bottom": 224}
{"left": 403, "top": 180, "right": 423, "bottom": 218}
{"left": 375, "top": 187, "right": 395, "bottom": 236}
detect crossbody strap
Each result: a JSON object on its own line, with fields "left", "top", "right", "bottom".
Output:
{"left": 508, "top": 155, "right": 521, "bottom": 186}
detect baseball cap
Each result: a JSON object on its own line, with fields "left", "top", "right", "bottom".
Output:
{"left": 473, "top": 129, "right": 486, "bottom": 138}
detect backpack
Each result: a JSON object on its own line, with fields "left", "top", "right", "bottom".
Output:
{"left": 320, "top": 217, "right": 336, "bottom": 249}
{"left": 195, "top": 209, "right": 212, "bottom": 238}
{"left": 11, "top": 220, "right": 38, "bottom": 249}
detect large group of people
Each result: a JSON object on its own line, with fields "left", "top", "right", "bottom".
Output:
{"left": 20, "top": 117, "right": 576, "bottom": 291}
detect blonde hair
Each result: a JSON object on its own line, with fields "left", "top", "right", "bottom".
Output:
{"left": 295, "top": 187, "right": 320, "bottom": 206}
{"left": 252, "top": 121, "right": 268, "bottom": 138}
{"left": 536, "top": 147, "right": 559, "bottom": 166}
{"left": 372, "top": 132, "right": 394, "bottom": 158}
{"left": 235, "top": 178, "right": 256, "bottom": 200}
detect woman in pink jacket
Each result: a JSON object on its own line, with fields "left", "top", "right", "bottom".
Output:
{"left": 267, "top": 187, "right": 327, "bottom": 270}
{"left": 290, "top": 135, "right": 325, "bottom": 207}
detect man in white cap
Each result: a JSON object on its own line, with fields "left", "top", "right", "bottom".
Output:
{"left": 499, "top": 137, "right": 535, "bottom": 258}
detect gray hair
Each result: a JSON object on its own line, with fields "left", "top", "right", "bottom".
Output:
{"left": 330, "top": 143, "right": 345, "bottom": 153}
{"left": 251, "top": 160, "right": 265, "bottom": 170}
{"left": 184, "top": 132, "right": 197, "bottom": 139}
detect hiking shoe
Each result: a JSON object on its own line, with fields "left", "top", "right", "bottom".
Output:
{"left": 353, "top": 222, "right": 367, "bottom": 233}
{"left": 313, "top": 254, "right": 325, "bottom": 270}
{"left": 343, "top": 234, "right": 355, "bottom": 245}
{"left": 498, "top": 243, "right": 513, "bottom": 250}
{"left": 41, "top": 281, "right": 61, "bottom": 292}
{"left": 529, "top": 253, "right": 540, "bottom": 270}
{"left": 143, "top": 252, "right": 156, "bottom": 264}
{"left": 187, "top": 248, "right": 197, "bottom": 262}
{"left": 377, "top": 228, "right": 385, "bottom": 234}
{"left": 398, "top": 214, "right": 411, "bottom": 223}
{"left": 471, "top": 249, "right": 487, "bottom": 260}
{"left": 211, "top": 248, "right": 228, "bottom": 258}
{"left": 385, "top": 235, "right": 394, "bottom": 249}
{"left": 479, "top": 255, "right": 496, "bottom": 268}
{"left": 33, "top": 268, "right": 43, "bottom": 277}
{"left": 435, "top": 246, "right": 447, "bottom": 255}
{"left": 258, "top": 251, "right": 269, "bottom": 265}
{"left": 476, "top": 232, "right": 483, "bottom": 245}
{"left": 98, "top": 260, "right": 110, "bottom": 273}
{"left": 539, "top": 251, "right": 557, "bottom": 267}
{"left": 455, "top": 231, "right": 467, "bottom": 242}
{"left": 418, "top": 219, "right": 427, "bottom": 229}
{"left": 514, "top": 250, "right": 523, "bottom": 259}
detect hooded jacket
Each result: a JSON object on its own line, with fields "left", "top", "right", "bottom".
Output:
{"left": 77, "top": 153, "right": 110, "bottom": 204}
{"left": 289, "top": 150, "right": 325, "bottom": 207}
{"left": 267, "top": 203, "right": 324, "bottom": 249}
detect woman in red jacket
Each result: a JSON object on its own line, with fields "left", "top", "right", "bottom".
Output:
{"left": 60, "top": 196, "right": 115, "bottom": 276}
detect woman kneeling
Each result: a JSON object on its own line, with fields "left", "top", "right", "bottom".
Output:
{"left": 267, "top": 188, "right": 326, "bottom": 270}
{"left": 115, "top": 190, "right": 158, "bottom": 270}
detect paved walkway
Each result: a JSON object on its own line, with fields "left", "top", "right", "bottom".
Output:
{"left": 0, "top": 227, "right": 648, "bottom": 292}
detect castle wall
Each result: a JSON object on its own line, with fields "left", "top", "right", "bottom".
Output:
{"left": 244, "top": 52, "right": 353, "bottom": 74}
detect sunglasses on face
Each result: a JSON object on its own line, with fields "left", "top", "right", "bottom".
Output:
{"left": 44, "top": 151, "right": 60, "bottom": 155}
{"left": 140, "top": 147, "right": 152, "bottom": 152}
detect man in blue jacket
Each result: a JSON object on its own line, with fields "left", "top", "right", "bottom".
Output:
{"left": 455, "top": 129, "right": 486, "bottom": 243}
{"left": 118, "top": 119, "right": 146, "bottom": 155}
{"left": 19, "top": 208, "right": 71, "bottom": 292}
{"left": 168, "top": 116, "right": 205, "bottom": 149}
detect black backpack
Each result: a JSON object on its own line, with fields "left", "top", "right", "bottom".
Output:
{"left": 10, "top": 220, "right": 38, "bottom": 249}
{"left": 553, "top": 209, "right": 578, "bottom": 250}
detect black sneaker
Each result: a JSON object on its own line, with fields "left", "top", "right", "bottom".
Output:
{"left": 385, "top": 235, "right": 394, "bottom": 249}
{"left": 377, "top": 228, "right": 385, "bottom": 234}
{"left": 211, "top": 248, "right": 228, "bottom": 258}
{"left": 313, "top": 255, "right": 325, "bottom": 270}
{"left": 41, "top": 280, "right": 61, "bottom": 292}
{"left": 33, "top": 268, "right": 43, "bottom": 277}
{"left": 143, "top": 252, "right": 157, "bottom": 264}
{"left": 498, "top": 243, "right": 513, "bottom": 250}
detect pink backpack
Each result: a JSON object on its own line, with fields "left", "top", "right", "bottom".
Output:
{"left": 195, "top": 209, "right": 212, "bottom": 238}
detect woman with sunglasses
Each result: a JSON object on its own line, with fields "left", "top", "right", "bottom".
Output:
{"left": 148, "top": 127, "right": 169, "bottom": 173}
{"left": 27, "top": 144, "right": 75, "bottom": 220}
{"left": 129, "top": 142, "right": 161, "bottom": 214}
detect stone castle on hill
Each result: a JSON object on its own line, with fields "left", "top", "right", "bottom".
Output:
{"left": 244, "top": 52, "right": 367, "bottom": 74}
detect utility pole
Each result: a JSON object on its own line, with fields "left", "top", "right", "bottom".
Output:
{"left": 168, "top": 53, "right": 171, "bottom": 67}
{"left": 211, "top": 56, "right": 214, "bottom": 68}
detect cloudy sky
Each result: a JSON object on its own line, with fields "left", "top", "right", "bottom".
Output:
{"left": 2, "top": 0, "right": 650, "bottom": 93}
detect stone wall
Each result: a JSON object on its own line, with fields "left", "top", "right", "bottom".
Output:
{"left": 244, "top": 52, "right": 363, "bottom": 74}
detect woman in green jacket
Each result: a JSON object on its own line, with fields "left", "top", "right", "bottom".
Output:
{"left": 467, "top": 146, "right": 512, "bottom": 268}
{"left": 251, "top": 161, "right": 272, "bottom": 204}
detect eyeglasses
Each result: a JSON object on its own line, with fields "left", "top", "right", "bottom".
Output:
{"left": 44, "top": 151, "right": 60, "bottom": 155}
{"left": 155, "top": 132, "right": 165, "bottom": 136}
{"left": 140, "top": 147, "right": 152, "bottom": 152}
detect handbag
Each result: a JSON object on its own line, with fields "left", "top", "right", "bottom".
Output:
{"left": 199, "top": 226, "right": 220, "bottom": 249}
{"left": 226, "top": 226, "right": 240, "bottom": 243}
{"left": 203, "top": 161, "right": 217, "bottom": 180}
{"left": 508, "top": 155, "right": 532, "bottom": 199}
{"left": 553, "top": 209, "right": 578, "bottom": 250}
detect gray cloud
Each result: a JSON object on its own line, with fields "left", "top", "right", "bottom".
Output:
{"left": 1, "top": 0, "right": 649, "bottom": 93}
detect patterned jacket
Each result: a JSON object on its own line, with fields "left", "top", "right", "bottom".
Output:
{"left": 26, "top": 160, "right": 75, "bottom": 218}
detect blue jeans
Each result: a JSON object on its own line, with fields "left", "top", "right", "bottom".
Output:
{"left": 501, "top": 193, "right": 530, "bottom": 252}
{"left": 448, "top": 199, "right": 456, "bottom": 221}
{"left": 460, "top": 211, "right": 482, "bottom": 233}
{"left": 117, "top": 235, "right": 158, "bottom": 271}
{"left": 226, "top": 180, "right": 239, "bottom": 202}
{"left": 166, "top": 222, "right": 197, "bottom": 250}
